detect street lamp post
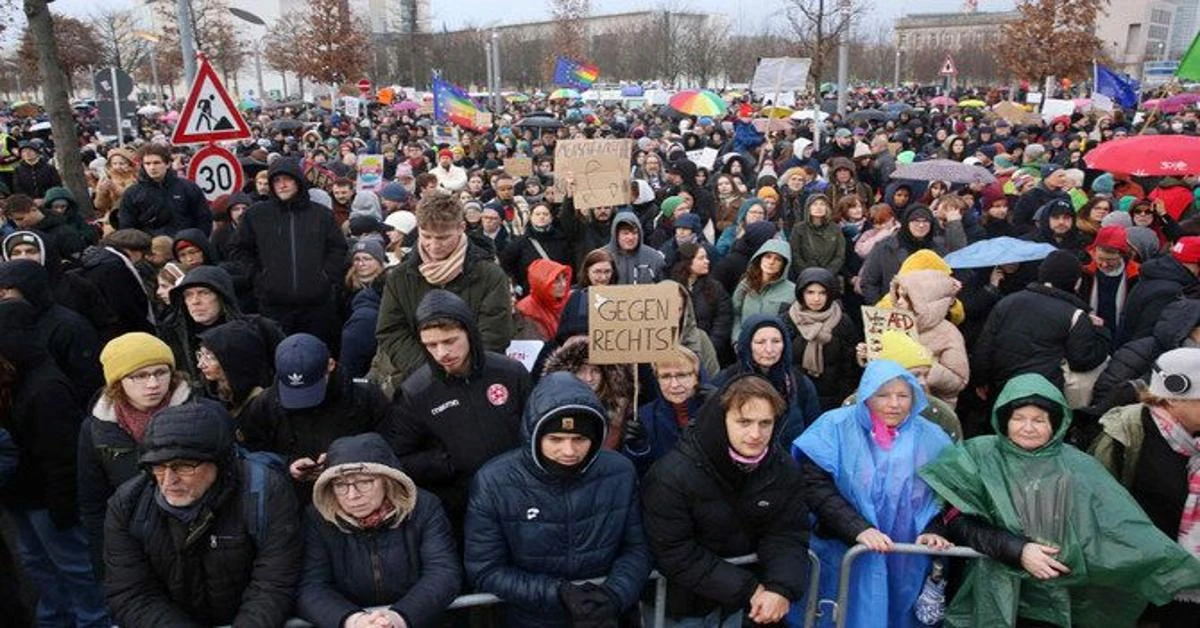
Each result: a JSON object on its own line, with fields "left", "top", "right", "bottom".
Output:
{"left": 134, "top": 30, "right": 162, "bottom": 105}
{"left": 894, "top": 49, "right": 904, "bottom": 89}
{"left": 229, "top": 6, "right": 267, "bottom": 100}
{"left": 835, "top": 0, "right": 851, "bottom": 116}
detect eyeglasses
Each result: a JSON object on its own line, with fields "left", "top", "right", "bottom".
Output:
{"left": 195, "top": 349, "right": 217, "bottom": 366}
{"left": 657, "top": 371, "right": 696, "bottom": 383}
{"left": 331, "top": 477, "right": 378, "bottom": 496}
{"left": 150, "top": 460, "right": 202, "bottom": 478}
{"left": 125, "top": 367, "right": 172, "bottom": 385}
{"left": 1131, "top": 209, "right": 1154, "bottom": 216}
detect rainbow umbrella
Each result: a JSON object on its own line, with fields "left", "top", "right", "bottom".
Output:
{"left": 669, "top": 89, "right": 727, "bottom": 117}
{"left": 548, "top": 88, "right": 581, "bottom": 101}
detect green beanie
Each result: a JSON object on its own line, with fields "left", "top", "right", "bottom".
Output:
{"left": 661, "top": 195, "right": 684, "bottom": 218}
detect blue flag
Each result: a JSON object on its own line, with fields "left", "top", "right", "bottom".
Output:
{"left": 552, "top": 56, "right": 599, "bottom": 90}
{"left": 1096, "top": 64, "right": 1140, "bottom": 109}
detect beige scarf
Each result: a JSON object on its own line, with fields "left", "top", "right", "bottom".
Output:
{"left": 418, "top": 233, "right": 468, "bottom": 285}
{"left": 788, "top": 300, "right": 843, "bottom": 377}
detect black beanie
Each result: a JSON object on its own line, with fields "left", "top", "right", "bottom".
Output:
{"left": 534, "top": 409, "right": 605, "bottom": 475}
{"left": 1038, "top": 250, "right": 1081, "bottom": 292}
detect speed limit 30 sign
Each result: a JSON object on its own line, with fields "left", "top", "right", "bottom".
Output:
{"left": 188, "top": 144, "right": 244, "bottom": 202}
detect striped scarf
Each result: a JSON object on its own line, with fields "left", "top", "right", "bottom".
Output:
{"left": 1149, "top": 405, "right": 1200, "bottom": 604}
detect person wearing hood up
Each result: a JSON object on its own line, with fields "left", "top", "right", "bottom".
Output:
{"left": 923, "top": 373, "right": 1200, "bottom": 627}
{"left": 826, "top": 157, "right": 872, "bottom": 209}
{"left": 229, "top": 158, "right": 348, "bottom": 345}
{"left": 0, "top": 259, "right": 104, "bottom": 403}
{"left": 1023, "top": 197, "right": 1088, "bottom": 258}
{"left": 715, "top": 196, "right": 768, "bottom": 258}
{"left": 857, "top": 204, "right": 948, "bottom": 305}
{"left": 209, "top": 192, "right": 253, "bottom": 261}
{"left": 388, "top": 289, "right": 530, "bottom": 533}
{"left": 464, "top": 372, "right": 652, "bottom": 628}
{"left": 793, "top": 359, "right": 954, "bottom": 628}
{"left": 195, "top": 319, "right": 274, "bottom": 418}
{"left": 116, "top": 143, "right": 211, "bottom": 237}
{"left": 516, "top": 258, "right": 572, "bottom": 341}
{"left": 604, "top": 210, "right": 666, "bottom": 285}
{"left": 884, "top": 256, "right": 971, "bottom": 406}
{"left": 641, "top": 373, "right": 810, "bottom": 626}
{"left": 732, "top": 238, "right": 794, "bottom": 341}
{"left": 659, "top": 211, "right": 716, "bottom": 269}
{"left": 784, "top": 267, "right": 861, "bottom": 410}
{"left": 2, "top": 229, "right": 120, "bottom": 338}
{"left": 543, "top": 335, "right": 636, "bottom": 449}
{"left": 158, "top": 265, "right": 284, "bottom": 390}
{"left": 790, "top": 193, "right": 847, "bottom": 276}
{"left": 1012, "top": 165, "right": 1071, "bottom": 233}
{"left": 1121, "top": 236, "right": 1200, "bottom": 344}
{"left": 665, "top": 157, "right": 715, "bottom": 225}
{"left": 3, "top": 192, "right": 85, "bottom": 260}
{"left": 298, "top": 433, "right": 461, "bottom": 628}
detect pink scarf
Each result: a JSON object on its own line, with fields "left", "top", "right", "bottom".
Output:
{"left": 1149, "top": 406, "right": 1200, "bottom": 603}
{"left": 870, "top": 411, "right": 899, "bottom": 450}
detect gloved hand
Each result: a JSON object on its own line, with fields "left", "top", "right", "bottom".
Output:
{"left": 558, "top": 581, "right": 619, "bottom": 628}
{"left": 622, "top": 419, "right": 648, "bottom": 453}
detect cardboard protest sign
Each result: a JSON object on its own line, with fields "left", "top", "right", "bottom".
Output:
{"left": 1040, "top": 98, "right": 1074, "bottom": 123}
{"left": 554, "top": 139, "right": 633, "bottom": 211}
{"left": 861, "top": 306, "right": 921, "bottom": 359}
{"left": 356, "top": 155, "right": 384, "bottom": 192}
{"left": 504, "top": 157, "right": 533, "bottom": 177}
{"left": 588, "top": 283, "right": 681, "bottom": 364}
{"left": 686, "top": 147, "right": 718, "bottom": 170}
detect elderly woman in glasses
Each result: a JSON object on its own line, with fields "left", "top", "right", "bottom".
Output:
{"left": 298, "top": 433, "right": 461, "bottom": 628}
{"left": 623, "top": 347, "right": 714, "bottom": 476}
{"left": 76, "top": 332, "right": 198, "bottom": 577}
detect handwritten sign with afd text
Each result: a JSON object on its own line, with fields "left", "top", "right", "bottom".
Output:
{"left": 554, "top": 139, "right": 633, "bottom": 211}
{"left": 588, "top": 283, "right": 681, "bottom": 364}
{"left": 861, "top": 306, "right": 920, "bottom": 359}
{"left": 504, "top": 157, "right": 533, "bottom": 177}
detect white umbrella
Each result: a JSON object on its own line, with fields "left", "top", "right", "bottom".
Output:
{"left": 137, "top": 105, "right": 164, "bottom": 116}
{"left": 790, "top": 110, "right": 829, "bottom": 121}
{"left": 28, "top": 121, "right": 51, "bottom": 132}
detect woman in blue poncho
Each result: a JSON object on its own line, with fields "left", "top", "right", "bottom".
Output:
{"left": 791, "top": 359, "right": 953, "bottom": 628}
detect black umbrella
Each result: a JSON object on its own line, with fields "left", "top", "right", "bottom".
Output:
{"left": 269, "top": 99, "right": 307, "bottom": 110}
{"left": 515, "top": 116, "right": 563, "bottom": 129}
{"left": 848, "top": 109, "right": 887, "bottom": 123}
{"left": 269, "top": 119, "right": 305, "bottom": 132}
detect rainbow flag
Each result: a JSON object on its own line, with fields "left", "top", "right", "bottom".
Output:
{"left": 432, "top": 76, "right": 484, "bottom": 130}
{"left": 553, "top": 56, "right": 599, "bottom": 90}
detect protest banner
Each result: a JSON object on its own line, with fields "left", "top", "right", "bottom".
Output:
{"left": 554, "top": 139, "right": 633, "bottom": 211}
{"left": 861, "top": 306, "right": 921, "bottom": 359}
{"left": 686, "top": 147, "right": 718, "bottom": 170}
{"left": 504, "top": 157, "right": 533, "bottom": 177}
{"left": 1040, "top": 98, "right": 1075, "bottom": 123}
{"left": 588, "top": 283, "right": 681, "bottom": 364}
{"left": 356, "top": 155, "right": 384, "bottom": 192}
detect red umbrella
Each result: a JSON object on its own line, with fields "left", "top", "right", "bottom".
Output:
{"left": 1084, "top": 135, "right": 1200, "bottom": 176}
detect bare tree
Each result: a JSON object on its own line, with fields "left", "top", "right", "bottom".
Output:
{"left": 88, "top": 7, "right": 149, "bottom": 77}
{"left": 22, "top": 0, "right": 94, "bottom": 218}
{"left": 781, "top": 0, "right": 871, "bottom": 87}
{"left": 679, "top": 17, "right": 729, "bottom": 88}
{"left": 547, "top": 0, "right": 590, "bottom": 82}
{"left": 264, "top": 13, "right": 308, "bottom": 98}
{"left": 19, "top": 14, "right": 102, "bottom": 94}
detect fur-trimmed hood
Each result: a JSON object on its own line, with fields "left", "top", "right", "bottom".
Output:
{"left": 313, "top": 433, "right": 418, "bottom": 532}
{"left": 542, "top": 336, "right": 635, "bottom": 445}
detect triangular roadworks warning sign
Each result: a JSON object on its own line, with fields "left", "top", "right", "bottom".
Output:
{"left": 171, "top": 54, "right": 252, "bottom": 145}
{"left": 940, "top": 55, "right": 958, "bottom": 76}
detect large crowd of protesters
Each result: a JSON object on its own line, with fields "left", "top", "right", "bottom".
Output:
{"left": 0, "top": 82, "right": 1199, "bottom": 628}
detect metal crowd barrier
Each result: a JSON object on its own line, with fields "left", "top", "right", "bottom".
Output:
{"left": 277, "top": 550, "right": 823, "bottom": 628}
{"left": 831, "top": 542, "right": 987, "bottom": 628}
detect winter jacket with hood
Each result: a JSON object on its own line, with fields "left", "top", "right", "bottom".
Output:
{"left": 826, "top": 158, "right": 873, "bottom": 209}
{"left": 972, "top": 282, "right": 1111, "bottom": 392}
{"left": 464, "top": 373, "right": 652, "bottom": 628}
{"left": 711, "top": 221, "right": 778, "bottom": 294}
{"left": 388, "top": 290, "right": 531, "bottom": 524}
{"left": 1012, "top": 183, "right": 1070, "bottom": 232}
{"left": 715, "top": 197, "right": 764, "bottom": 257}
{"left": 229, "top": 159, "right": 348, "bottom": 307}
{"left": 28, "top": 190, "right": 86, "bottom": 259}
{"left": 103, "top": 404, "right": 302, "bottom": 628}
{"left": 542, "top": 336, "right": 636, "bottom": 450}
{"left": 793, "top": 360, "right": 951, "bottom": 628}
{"left": 714, "top": 315, "right": 822, "bottom": 448}
{"left": 605, "top": 211, "right": 666, "bottom": 285}
{"left": 857, "top": 204, "right": 948, "bottom": 305}
{"left": 3, "top": 230, "right": 120, "bottom": 339}
{"left": 889, "top": 269, "right": 970, "bottom": 404}
{"left": 515, "top": 259, "right": 572, "bottom": 341}
{"left": 641, "top": 373, "right": 810, "bottom": 619}
{"left": 12, "top": 156, "right": 61, "bottom": 200}
{"left": 298, "top": 434, "right": 461, "bottom": 628}
{"left": 1090, "top": 298, "right": 1200, "bottom": 416}
{"left": 684, "top": 271, "right": 734, "bottom": 362}
{"left": 732, "top": 238, "right": 795, "bottom": 341}
{"left": 500, "top": 219, "right": 574, "bottom": 295}
{"left": 0, "top": 259, "right": 104, "bottom": 403}
{"left": 79, "top": 244, "right": 155, "bottom": 336}
{"left": 338, "top": 284, "right": 381, "bottom": 379}
{"left": 789, "top": 194, "right": 846, "bottom": 275}
{"left": 1120, "top": 254, "right": 1200, "bottom": 344}
{"left": 921, "top": 375, "right": 1200, "bottom": 627}
{"left": 782, "top": 268, "right": 861, "bottom": 410}
{"left": 1148, "top": 178, "right": 1195, "bottom": 222}
{"left": 158, "top": 265, "right": 284, "bottom": 390}
{"left": 116, "top": 165, "right": 211, "bottom": 237}
{"left": 374, "top": 226, "right": 514, "bottom": 387}
{"left": 196, "top": 319, "right": 273, "bottom": 417}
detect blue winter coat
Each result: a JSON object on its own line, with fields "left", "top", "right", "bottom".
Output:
{"left": 626, "top": 386, "right": 712, "bottom": 476}
{"left": 339, "top": 286, "right": 381, "bottom": 379}
{"left": 791, "top": 360, "right": 952, "bottom": 628}
{"left": 464, "top": 372, "right": 652, "bottom": 627}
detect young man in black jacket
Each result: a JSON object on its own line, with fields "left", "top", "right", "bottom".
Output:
{"left": 103, "top": 403, "right": 301, "bottom": 627}
{"left": 116, "top": 143, "right": 211, "bottom": 237}
{"left": 387, "top": 289, "right": 531, "bottom": 535}
{"left": 229, "top": 158, "right": 348, "bottom": 345}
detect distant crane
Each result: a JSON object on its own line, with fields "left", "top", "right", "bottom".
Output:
{"left": 963, "top": 0, "right": 978, "bottom": 12}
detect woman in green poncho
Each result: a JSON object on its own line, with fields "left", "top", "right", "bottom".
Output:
{"left": 918, "top": 373, "right": 1200, "bottom": 627}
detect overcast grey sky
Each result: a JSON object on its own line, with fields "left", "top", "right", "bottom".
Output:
{"left": 40, "top": 0, "right": 1017, "bottom": 33}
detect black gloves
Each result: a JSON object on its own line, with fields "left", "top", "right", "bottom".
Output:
{"left": 622, "top": 419, "right": 648, "bottom": 454}
{"left": 558, "top": 581, "right": 620, "bottom": 628}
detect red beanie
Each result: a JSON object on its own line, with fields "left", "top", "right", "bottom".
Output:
{"left": 1172, "top": 236, "right": 1200, "bottom": 264}
{"left": 438, "top": 148, "right": 453, "bottom": 160}
{"left": 979, "top": 182, "right": 1006, "bottom": 209}
{"left": 1091, "top": 225, "right": 1128, "bottom": 255}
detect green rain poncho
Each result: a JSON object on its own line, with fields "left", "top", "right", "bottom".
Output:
{"left": 918, "top": 374, "right": 1200, "bottom": 627}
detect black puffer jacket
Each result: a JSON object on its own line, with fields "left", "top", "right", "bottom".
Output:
{"left": 1119, "top": 255, "right": 1199, "bottom": 344}
{"left": 103, "top": 406, "right": 301, "bottom": 628}
{"left": 79, "top": 245, "right": 154, "bottom": 336}
{"left": 116, "top": 167, "right": 211, "bottom": 237}
{"left": 500, "top": 222, "right": 574, "bottom": 295}
{"left": 687, "top": 275, "right": 734, "bottom": 359}
{"left": 641, "top": 373, "right": 810, "bottom": 619}
{"left": 229, "top": 159, "right": 348, "bottom": 307}
{"left": 972, "top": 283, "right": 1111, "bottom": 392}
{"left": 1091, "top": 298, "right": 1200, "bottom": 415}
{"left": 298, "top": 434, "right": 461, "bottom": 628}
{"left": 387, "top": 290, "right": 530, "bottom": 524}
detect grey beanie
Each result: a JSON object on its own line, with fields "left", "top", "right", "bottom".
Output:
{"left": 1126, "top": 226, "right": 1161, "bottom": 261}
